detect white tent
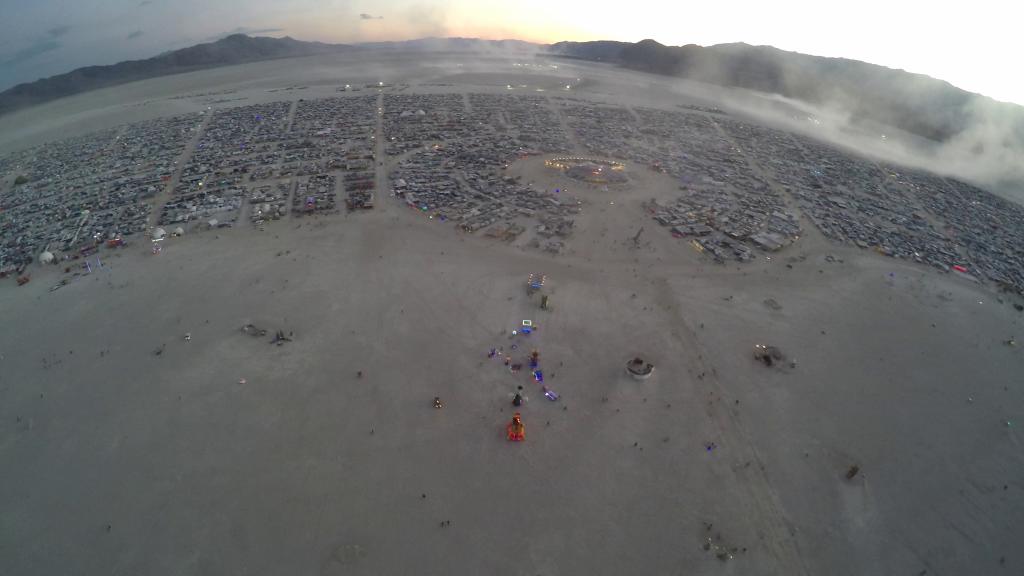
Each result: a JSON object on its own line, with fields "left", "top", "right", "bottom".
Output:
{"left": 39, "top": 251, "right": 54, "bottom": 264}
{"left": 153, "top": 228, "right": 167, "bottom": 240}
{"left": 208, "top": 219, "right": 219, "bottom": 228}
{"left": 173, "top": 227, "right": 185, "bottom": 237}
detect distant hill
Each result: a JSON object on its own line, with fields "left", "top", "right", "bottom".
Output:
{"left": 545, "top": 39, "right": 1024, "bottom": 148}
{"left": 546, "top": 41, "right": 630, "bottom": 62}
{"left": 0, "top": 34, "right": 353, "bottom": 116}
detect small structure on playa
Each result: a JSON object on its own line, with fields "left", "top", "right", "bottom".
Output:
{"left": 528, "top": 273, "right": 552, "bottom": 310}
{"left": 527, "top": 273, "right": 546, "bottom": 295}
{"left": 152, "top": 228, "right": 167, "bottom": 241}
{"left": 627, "top": 357, "right": 655, "bottom": 379}
{"left": 506, "top": 412, "right": 525, "bottom": 441}
{"left": 39, "top": 251, "right": 54, "bottom": 265}
{"left": 753, "top": 344, "right": 786, "bottom": 367}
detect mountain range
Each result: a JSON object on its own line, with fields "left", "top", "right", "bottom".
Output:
{"left": 1, "top": 34, "right": 1021, "bottom": 157}
{"left": 0, "top": 34, "right": 353, "bottom": 116}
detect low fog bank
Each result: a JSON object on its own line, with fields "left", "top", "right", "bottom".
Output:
{"left": 684, "top": 41, "right": 1024, "bottom": 200}
{"left": 706, "top": 84, "right": 1024, "bottom": 202}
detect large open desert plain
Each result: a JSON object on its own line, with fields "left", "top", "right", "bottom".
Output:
{"left": 1, "top": 51, "right": 1022, "bottom": 576}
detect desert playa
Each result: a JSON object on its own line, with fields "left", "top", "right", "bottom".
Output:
{"left": 1, "top": 51, "right": 1022, "bottom": 575}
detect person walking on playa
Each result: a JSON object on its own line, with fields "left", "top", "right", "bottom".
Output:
{"left": 512, "top": 386, "right": 525, "bottom": 407}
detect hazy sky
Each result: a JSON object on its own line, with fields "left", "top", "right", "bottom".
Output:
{"left": 0, "top": 0, "right": 1021, "bottom": 104}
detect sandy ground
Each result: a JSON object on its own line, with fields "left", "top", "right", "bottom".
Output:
{"left": 2, "top": 54, "right": 1024, "bottom": 576}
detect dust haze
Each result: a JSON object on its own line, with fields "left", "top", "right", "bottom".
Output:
{"left": 697, "top": 78, "right": 1024, "bottom": 201}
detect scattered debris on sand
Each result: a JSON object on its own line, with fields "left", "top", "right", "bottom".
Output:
{"left": 845, "top": 465, "right": 861, "bottom": 480}
{"left": 701, "top": 522, "right": 743, "bottom": 562}
{"left": 241, "top": 324, "right": 268, "bottom": 337}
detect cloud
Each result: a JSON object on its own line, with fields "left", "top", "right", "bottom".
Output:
{"left": 127, "top": 30, "right": 144, "bottom": 40}
{"left": 2, "top": 39, "right": 61, "bottom": 66}
{"left": 1, "top": 25, "right": 69, "bottom": 66}
{"left": 360, "top": 13, "right": 383, "bottom": 20}
{"left": 47, "top": 25, "right": 71, "bottom": 38}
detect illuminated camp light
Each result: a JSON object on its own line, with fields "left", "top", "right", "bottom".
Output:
{"left": 546, "top": 157, "right": 627, "bottom": 183}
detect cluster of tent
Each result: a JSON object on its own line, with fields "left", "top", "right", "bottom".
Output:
{"left": 152, "top": 226, "right": 186, "bottom": 241}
